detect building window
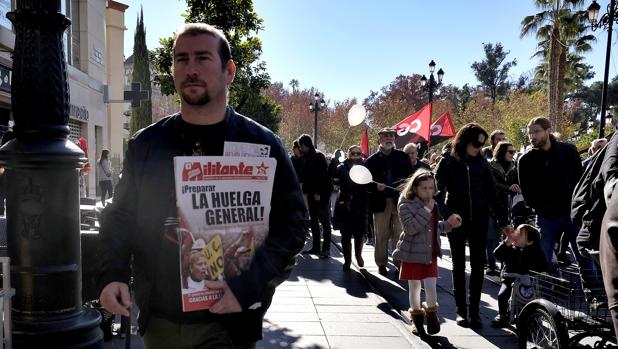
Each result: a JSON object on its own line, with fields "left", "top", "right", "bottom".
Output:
{"left": 68, "top": 119, "right": 82, "bottom": 143}
{"left": 70, "top": 0, "right": 80, "bottom": 68}
{"left": 60, "top": 0, "right": 81, "bottom": 70}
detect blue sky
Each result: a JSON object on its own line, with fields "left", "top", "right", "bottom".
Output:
{"left": 122, "top": 0, "right": 615, "bottom": 103}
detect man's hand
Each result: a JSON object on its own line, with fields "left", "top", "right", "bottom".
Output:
{"left": 509, "top": 184, "right": 521, "bottom": 193}
{"left": 205, "top": 280, "right": 242, "bottom": 314}
{"left": 376, "top": 183, "right": 386, "bottom": 192}
{"left": 100, "top": 282, "right": 131, "bottom": 317}
{"left": 313, "top": 193, "right": 321, "bottom": 201}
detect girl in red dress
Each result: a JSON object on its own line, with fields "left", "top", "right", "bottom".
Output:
{"left": 393, "top": 170, "right": 462, "bottom": 336}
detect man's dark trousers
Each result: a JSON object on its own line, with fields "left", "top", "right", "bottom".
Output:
{"left": 308, "top": 196, "right": 332, "bottom": 252}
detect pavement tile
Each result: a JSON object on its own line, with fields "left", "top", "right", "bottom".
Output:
{"left": 311, "top": 297, "right": 376, "bottom": 306}
{"left": 316, "top": 312, "right": 396, "bottom": 322}
{"left": 268, "top": 304, "right": 317, "bottom": 313}
{"left": 263, "top": 321, "right": 325, "bottom": 336}
{"left": 321, "top": 321, "right": 402, "bottom": 337}
{"left": 272, "top": 290, "right": 312, "bottom": 298}
{"left": 326, "top": 336, "right": 414, "bottom": 349}
{"left": 315, "top": 305, "right": 386, "bottom": 314}
{"left": 270, "top": 296, "right": 315, "bottom": 305}
{"left": 258, "top": 335, "right": 330, "bottom": 349}
{"left": 265, "top": 312, "right": 321, "bottom": 322}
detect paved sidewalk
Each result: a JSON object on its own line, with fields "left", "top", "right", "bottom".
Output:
{"left": 352, "top": 232, "right": 519, "bottom": 349}
{"left": 259, "top": 234, "right": 424, "bottom": 349}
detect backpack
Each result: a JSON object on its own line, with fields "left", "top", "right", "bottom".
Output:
{"left": 571, "top": 143, "right": 609, "bottom": 255}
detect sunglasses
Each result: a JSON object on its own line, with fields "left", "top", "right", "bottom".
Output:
{"left": 471, "top": 141, "right": 485, "bottom": 148}
{"left": 507, "top": 150, "right": 516, "bottom": 154}
{"left": 350, "top": 152, "right": 362, "bottom": 156}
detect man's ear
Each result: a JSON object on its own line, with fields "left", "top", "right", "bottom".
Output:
{"left": 225, "top": 60, "right": 236, "bottom": 84}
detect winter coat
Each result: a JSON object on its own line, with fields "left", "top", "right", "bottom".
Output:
{"left": 518, "top": 139, "right": 583, "bottom": 218}
{"left": 364, "top": 148, "right": 413, "bottom": 212}
{"left": 393, "top": 196, "right": 452, "bottom": 264}
{"left": 300, "top": 147, "right": 333, "bottom": 197}
{"left": 332, "top": 159, "right": 369, "bottom": 233}
{"left": 489, "top": 159, "right": 518, "bottom": 219}
{"left": 97, "top": 106, "right": 307, "bottom": 343}
{"left": 435, "top": 153, "right": 507, "bottom": 226}
{"left": 493, "top": 241, "right": 547, "bottom": 275}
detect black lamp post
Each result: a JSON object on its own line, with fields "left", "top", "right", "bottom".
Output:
{"left": 588, "top": 0, "right": 616, "bottom": 138}
{"left": 420, "top": 60, "right": 445, "bottom": 103}
{"left": 0, "top": 1, "right": 102, "bottom": 347}
{"left": 308, "top": 92, "right": 326, "bottom": 145}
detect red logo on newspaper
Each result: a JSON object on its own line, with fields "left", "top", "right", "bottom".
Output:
{"left": 256, "top": 162, "right": 269, "bottom": 175}
{"left": 182, "top": 161, "right": 255, "bottom": 181}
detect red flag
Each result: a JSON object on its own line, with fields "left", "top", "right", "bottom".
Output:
{"left": 360, "top": 127, "right": 369, "bottom": 157}
{"left": 429, "top": 112, "right": 456, "bottom": 145}
{"left": 392, "top": 103, "right": 432, "bottom": 148}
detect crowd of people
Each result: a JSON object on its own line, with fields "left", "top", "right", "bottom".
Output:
{"left": 291, "top": 117, "right": 617, "bottom": 337}
{"left": 95, "top": 21, "right": 618, "bottom": 347}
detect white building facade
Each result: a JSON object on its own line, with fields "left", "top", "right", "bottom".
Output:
{"left": 0, "top": 0, "right": 128, "bottom": 198}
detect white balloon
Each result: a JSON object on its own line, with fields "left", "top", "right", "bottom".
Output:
{"left": 349, "top": 165, "right": 373, "bottom": 185}
{"left": 347, "top": 104, "right": 367, "bottom": 127}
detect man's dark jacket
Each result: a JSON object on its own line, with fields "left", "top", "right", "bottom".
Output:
{"left": 364, "top": 148, "right": 413, "bottom": 212}
{"left": 97, "top": 107, "right": 306, "bottom": 344}
{"left": 518, "top": 139, "right": 583, "bottom": 218}
{"left": 300, "top": 147, "right": 333, "bottom": 197}
{"left": 435, "top": 154, "right": 507, "bottom": 226}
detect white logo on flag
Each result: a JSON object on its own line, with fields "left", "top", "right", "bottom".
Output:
{"left": 396, "top": 119, "right": 422, "bottom": 137}
{"left": 431, "top": 124, "right": 443, "bottom": 136}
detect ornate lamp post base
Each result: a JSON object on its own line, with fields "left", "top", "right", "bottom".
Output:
{"left": 0, "top": 1, "right": 102, "bottom": 347}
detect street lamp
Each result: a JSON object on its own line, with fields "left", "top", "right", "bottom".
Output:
{"left": 587, "top": 0, "right": 617, "bottom": 138}
{"left": 308, "top": 92, "right": 326, "bottom": 145}
{"left": 420, "top": 60, "right": 445, "bottom": 103}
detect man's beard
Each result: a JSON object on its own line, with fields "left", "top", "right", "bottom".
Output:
{"left": 181, "top": 89, "right": 210, "bottom": 106}
{"left": 532, "top": 137, "right": 547, "bottom": 148}
{"left": 381, "top": 142, "right": 394, "bottom": 151}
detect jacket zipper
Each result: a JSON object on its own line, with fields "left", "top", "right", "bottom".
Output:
{"left": 467, "top": 164, "right": 473, "bottom": 221}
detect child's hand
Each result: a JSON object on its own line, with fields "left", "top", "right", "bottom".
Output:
{"left": 447, "top": 214, "right": 462, "bottom": 228}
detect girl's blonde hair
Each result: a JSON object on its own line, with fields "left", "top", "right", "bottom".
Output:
{"left": 400, "top": 169, "right": 437, "bottom": 200}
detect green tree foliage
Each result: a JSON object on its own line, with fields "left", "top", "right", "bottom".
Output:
{"left": 130, "top": 8, "right": 153, "bottom": 135}
{"left": 521, "top": 0, "right": 591, "bottom": 131}
{"left": 470, "top": 43, "right": 517, "bottom": 103}
{"left": 151, "top": 0, "right": 281, "bottom": 132}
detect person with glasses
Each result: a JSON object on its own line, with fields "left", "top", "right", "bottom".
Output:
{"left": 435, "top": 123, "right": 509, "bottom": 328}
{"left": 333, "top": 145, "right": 370, "bottom": 271}
{"left": 486, "top": 141, "right": 521, "bottom": 276}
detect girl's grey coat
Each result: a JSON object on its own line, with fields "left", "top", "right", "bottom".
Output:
{"left": 393, "top": 196, "right": 452, "bottom": 264}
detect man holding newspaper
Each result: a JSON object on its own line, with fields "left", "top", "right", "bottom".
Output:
{"left": 97, "top": 23, "right": 306, "bottom": 348}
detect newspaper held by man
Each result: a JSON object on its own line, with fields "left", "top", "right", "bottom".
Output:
{"left": 173, "top": 156, "right": 276, "bottom": 312}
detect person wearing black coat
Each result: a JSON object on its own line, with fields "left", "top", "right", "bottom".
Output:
{"left": 333, "top": 146, "right": 369, "bottom": 271}
{"left": 486, "top": 141, "right": 520, "bottom": 274}
{"left": 364, "top": 128, "right": 413, "bottom": 275}
{"left": 491, "top": 224, "right": 546, "bottom": 327}
{"left": 298, "top": 134, "right": 333, "bottom": 258}
{"left": 435, "top": 123, "right": 508, "bottom": 329}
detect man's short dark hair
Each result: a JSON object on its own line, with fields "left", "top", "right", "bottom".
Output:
{"left": 297, "top": 134, "right": 314, "bottom": 149}
{"left": 490, "top": 129, "right": 505, "bottom": 143}
{"left": 173, "top": 23, "right": 231, "bottom": 68}
{"left": 292, "top": 140, "right": 300, "bottom": 149}
{"left": 528, "top": 116, "right": 551, "bottom": 130}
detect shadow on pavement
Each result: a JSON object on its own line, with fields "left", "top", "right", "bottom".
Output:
{"left": 259, "top": 319, "right": 326, "bottom": 349}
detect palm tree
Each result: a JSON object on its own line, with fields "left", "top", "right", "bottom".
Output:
{"left": 289, "top": 79, "right": 299, "bottom": 92}
{"left": 521, "top": 0, "right": 590, "bottom": 131}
